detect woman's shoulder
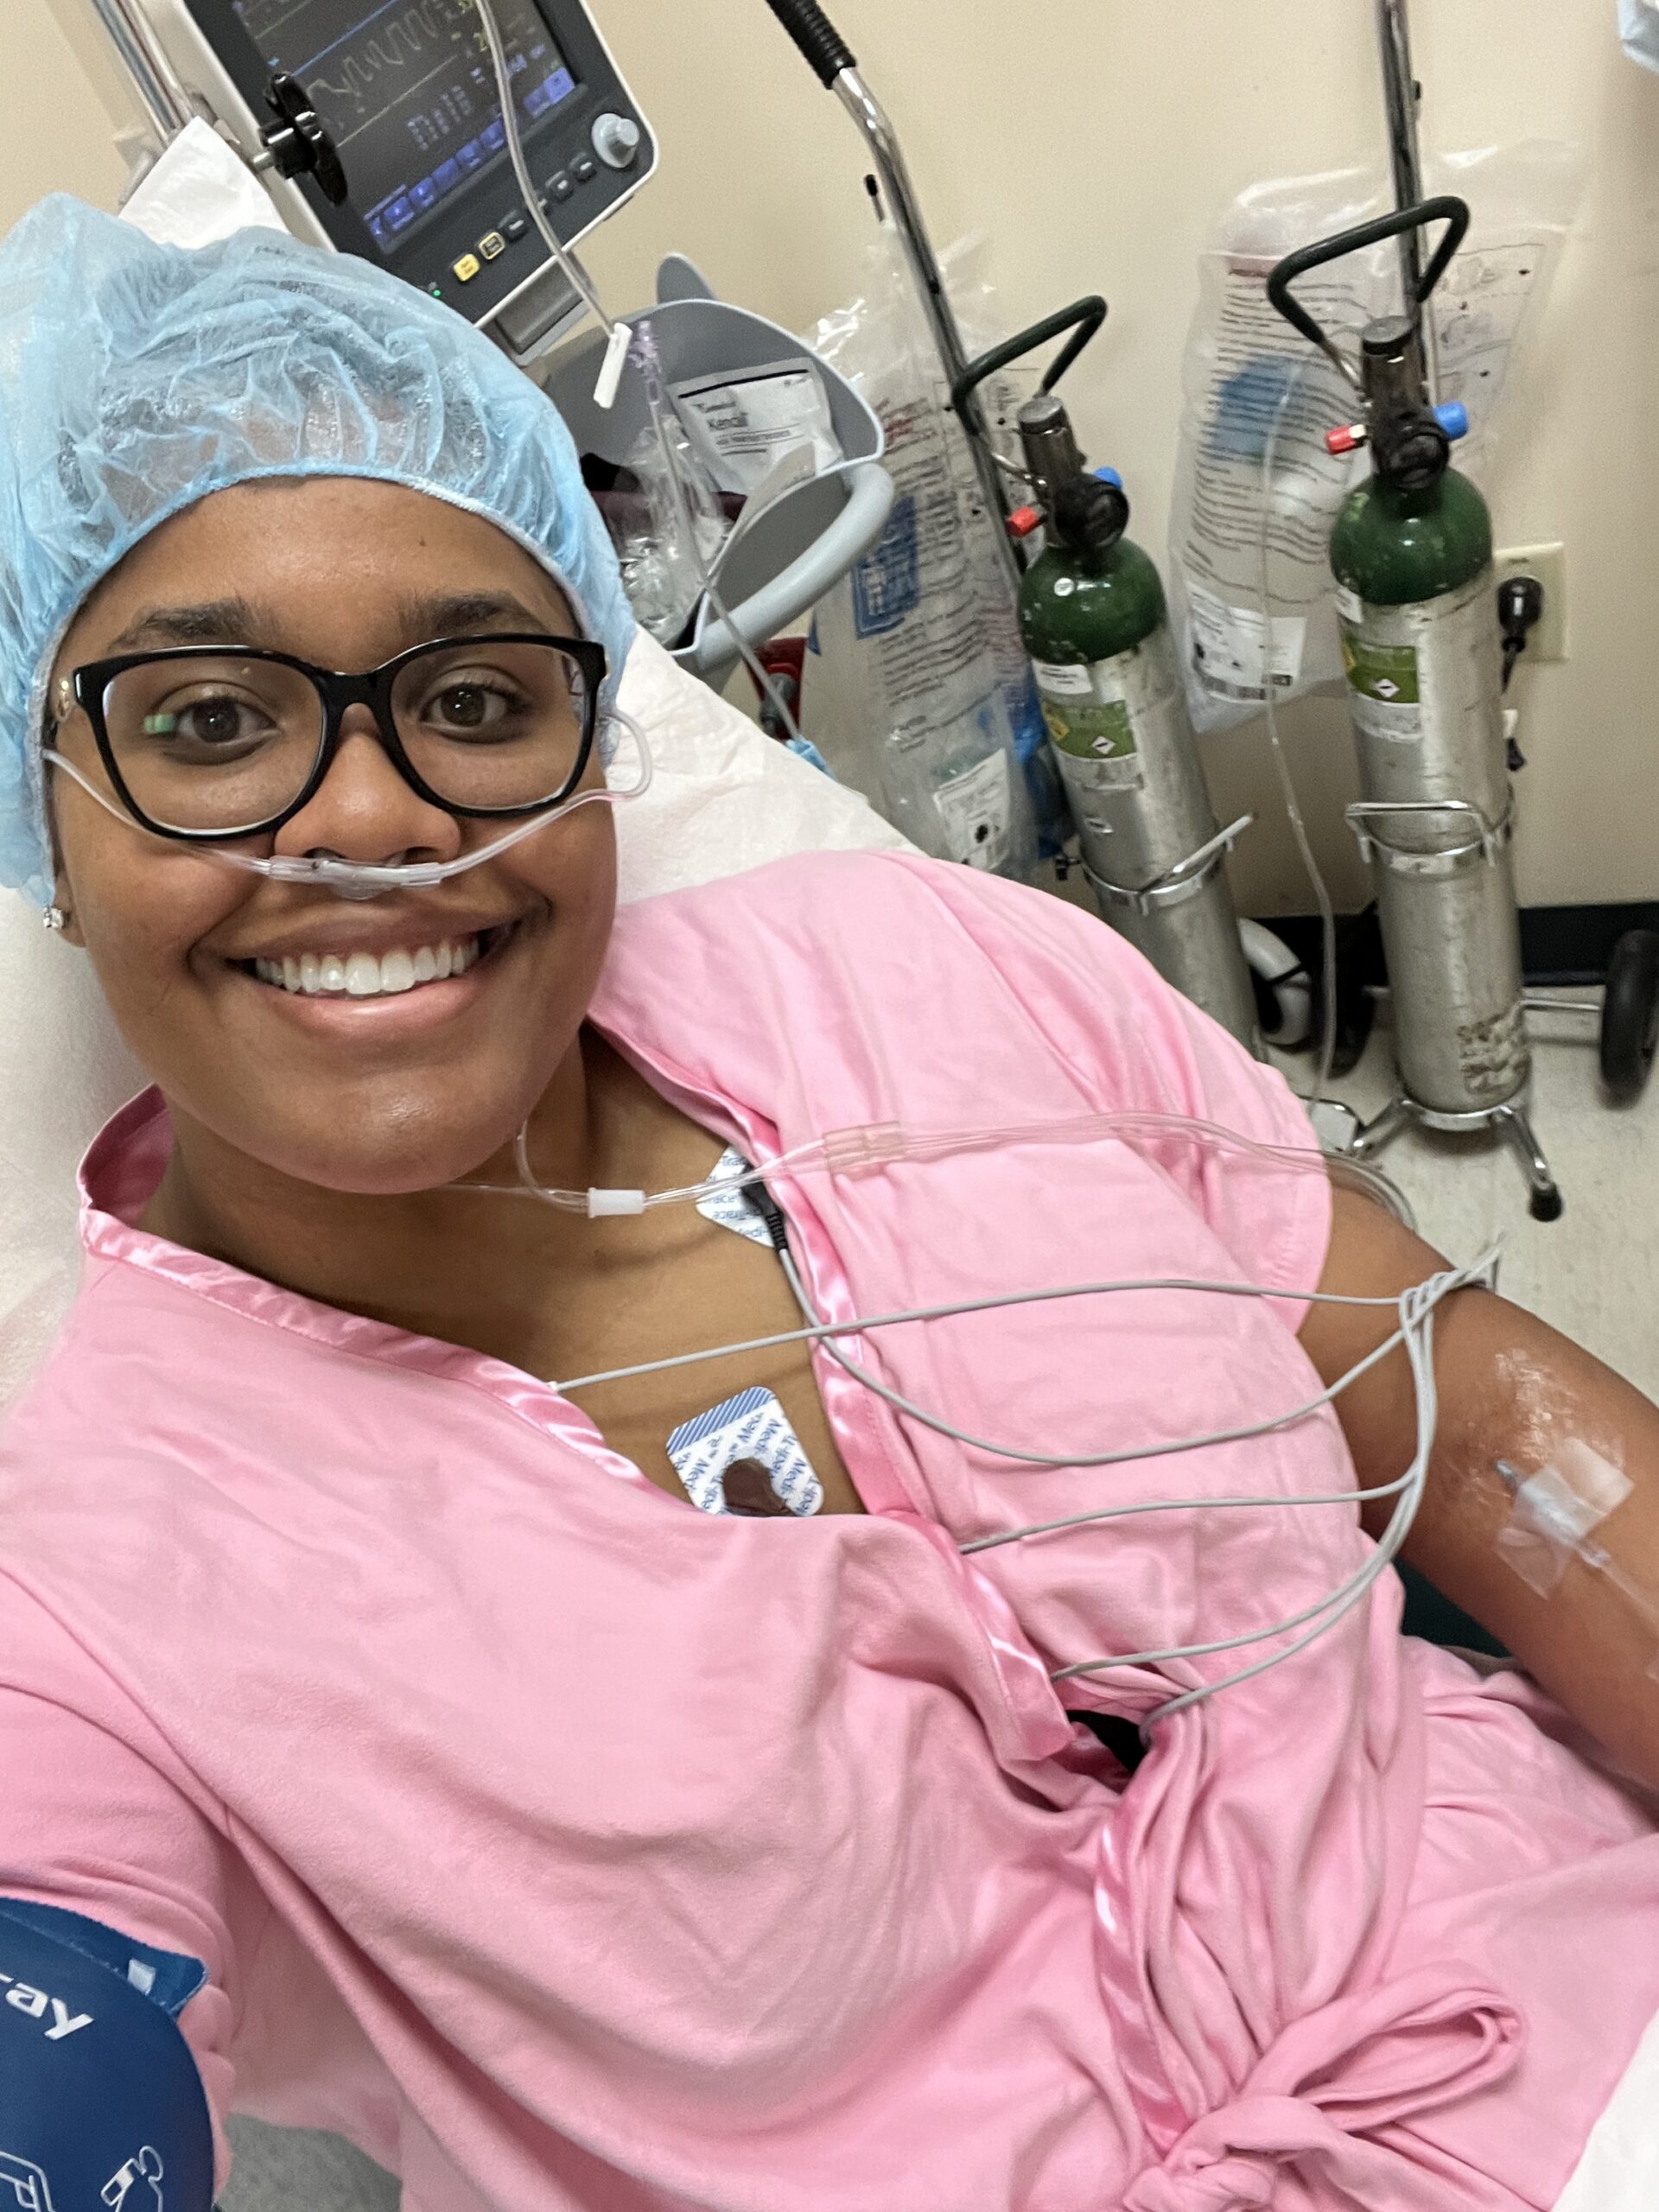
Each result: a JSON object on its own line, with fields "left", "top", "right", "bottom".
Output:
{"left": 593, "top": 847, "right": 1266, "bottom": 1137}
{"left": 604, "top": 849, "right": 1160, "bottom": 1007}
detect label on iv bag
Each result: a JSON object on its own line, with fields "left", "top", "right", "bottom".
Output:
{"left": 933, "top": 750, "right": 1013, "bottom": 872}
{"left": 1186, "top": 584, "right": 1307, "bottom": 704}
{"left": 672, "top": 358, "right": 842, "bottom": 499}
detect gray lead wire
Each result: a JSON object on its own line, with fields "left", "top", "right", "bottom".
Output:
{"left": 772, "top": 1239, "right": 1496, "bottom": 1511}
{"left": 554, "top": 1268, "right": 1461, "bottom": 1397}
{"left": 774, "top": 1236, "right": 1473, "bottom": 1713}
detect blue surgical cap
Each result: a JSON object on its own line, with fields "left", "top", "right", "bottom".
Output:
{"left": 0, "top": 194, "right": 635, "bottom": 906}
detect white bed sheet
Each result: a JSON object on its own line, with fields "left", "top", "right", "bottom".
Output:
{"left": 1554, "top": 2003, "right": 1659, "bottom": 2209}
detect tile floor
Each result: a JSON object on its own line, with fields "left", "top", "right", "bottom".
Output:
{"left": 220, "top": 998, "right": 1659, "bottom": 2209}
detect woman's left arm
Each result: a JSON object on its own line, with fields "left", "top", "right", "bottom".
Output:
{"left": 1301, "top": 1187, "right": 1659, "bottom": 1790}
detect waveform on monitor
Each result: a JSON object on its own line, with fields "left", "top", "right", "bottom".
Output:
{"left": 234, "top": 0, "right": 310, "bottom": 46}
{"left": 305, "top": 0, "right": 478, "bottom": 115}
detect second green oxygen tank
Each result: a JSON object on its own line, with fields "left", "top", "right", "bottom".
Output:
{"left": 1327, "top": 315, "right": 1526, "bottom": 1122}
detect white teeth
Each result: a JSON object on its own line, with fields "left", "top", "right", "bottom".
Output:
{"left": 249, "top": 934, "right": 486, "bottom": 1000}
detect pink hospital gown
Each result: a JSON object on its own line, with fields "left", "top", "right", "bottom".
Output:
{"left": 1, "top": 851, "right": 1656, "bottom": 2210}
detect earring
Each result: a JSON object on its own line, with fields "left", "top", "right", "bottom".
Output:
{"left": 43, "top": 906, "right": 66, "bottom": 933}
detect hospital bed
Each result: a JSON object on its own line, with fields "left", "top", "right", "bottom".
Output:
{"left": 7, "top": 12, "right": 1657, "bottom": 2195}
{"left": 1, "top": 634, "right": 1654, "bottom": 2210}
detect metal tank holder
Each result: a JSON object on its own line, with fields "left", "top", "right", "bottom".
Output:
{"left": 1345, "top": 796, "right": 1562, "bottom": 1221}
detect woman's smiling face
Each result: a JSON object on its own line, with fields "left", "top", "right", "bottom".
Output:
{"left": 47, "top": 477, "right": 621, "bottom": 1196}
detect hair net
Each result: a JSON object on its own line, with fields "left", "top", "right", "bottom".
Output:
{"left": 0, "top": 194, "right": 636, "bottom": 906}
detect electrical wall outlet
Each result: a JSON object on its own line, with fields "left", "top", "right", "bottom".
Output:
{"left": 1495, "top": 541, "right": 1567, "bottom": 661}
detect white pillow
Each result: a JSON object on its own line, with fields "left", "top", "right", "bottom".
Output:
{"left": 0, "top": 636, "right": 906, "bottom": 1406}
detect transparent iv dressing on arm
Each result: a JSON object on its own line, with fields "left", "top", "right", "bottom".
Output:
{"left": 1496, "top": 1445, "right": 1659, "bottom": 1681}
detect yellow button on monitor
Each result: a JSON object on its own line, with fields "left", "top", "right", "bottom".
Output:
{"left": 451, "top": 252, "right": 481, "bottom": 283}
{"left": 478, "top": 231, "right": 506, "bottom": 261}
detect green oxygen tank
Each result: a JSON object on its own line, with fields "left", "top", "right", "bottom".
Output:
{"left": 1270, "top": 197, "right": 1558, "bottom": 1221}
{"left": 1014, "top": 393, "right": 1261, "bottom": 1053}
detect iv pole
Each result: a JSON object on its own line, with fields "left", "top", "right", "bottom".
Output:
{"left": 1375, "top": 0, "right": 1440, "bottom": 397}
{"left": 760, "top": 0, "right": 1024, "bottom": 597}
{"left": 79, "top": 0, "right": 192, "bottom": 137}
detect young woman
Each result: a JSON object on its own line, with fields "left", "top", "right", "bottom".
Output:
{"left": 0, "top": 196, "right": 1655, "bottom": 2212}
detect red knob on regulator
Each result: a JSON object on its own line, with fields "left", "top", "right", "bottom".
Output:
{"left": 1325, "top": 423, "right": 1368, "bottom": 456}
{"left": 1007, "top": 505, "right": 1043, "bottom": 540}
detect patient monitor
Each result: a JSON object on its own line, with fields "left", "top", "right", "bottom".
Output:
{"left": 70, "top": 0, "right": 894, "bottom": 678}
{"left": 76, "top": 0, "right": 656, "bottom": 362}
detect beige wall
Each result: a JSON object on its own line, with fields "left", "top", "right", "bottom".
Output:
{"left": 13, "top": 0, "right": 1659, "bottom": 911}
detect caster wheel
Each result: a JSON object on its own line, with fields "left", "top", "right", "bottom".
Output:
{"left": 1239, "top": 920, "right": 1313, "bottom": 1050}
{"left": 1529, "top": 1187, "right": 1565, "bottom": 1225}
{"left": 1599, "top": 929, "right": 1659, "bottom": 1103}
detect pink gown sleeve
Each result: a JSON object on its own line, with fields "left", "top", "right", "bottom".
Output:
{"left": 0, "top": 1622, "right": 255, "bottom": 2188}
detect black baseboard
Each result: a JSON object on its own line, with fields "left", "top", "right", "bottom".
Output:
{"left": 1255, "top": 905, "right": 1659, "bottom": 989}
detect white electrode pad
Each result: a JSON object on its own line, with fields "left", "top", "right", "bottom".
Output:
{"left": 666, "top": 1387, "right": 823, "bottom": 1518}
{"left": 695, "top": 1148, "right": 774, "bottom": 1248}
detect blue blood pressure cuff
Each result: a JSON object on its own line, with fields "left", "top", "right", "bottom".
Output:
{"left": 0, "top": 1900, "right": 213, "bottom": 2210}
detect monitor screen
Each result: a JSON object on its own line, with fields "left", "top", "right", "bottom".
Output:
{"left": 231, "top": 0, "right": 580, "bottom": 251}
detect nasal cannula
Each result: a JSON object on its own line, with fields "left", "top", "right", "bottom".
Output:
{"left": 43, "top": 706, "right": 655, "bottom": 901}
{"left": 456, "top": 1103, "right": 1497, "bottom": 1729}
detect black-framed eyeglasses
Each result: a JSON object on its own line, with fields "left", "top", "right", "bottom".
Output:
{"left": 62, "top": 632, "right": 608, "bottom": 844}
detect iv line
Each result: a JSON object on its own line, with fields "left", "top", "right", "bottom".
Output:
{"left": 472, "top": 0, "right": 821, "bottom": 758}
{"left": 1257, "top": 351, "right": 1342, "bottom": 1109}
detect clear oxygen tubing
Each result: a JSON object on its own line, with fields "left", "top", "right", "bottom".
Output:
{"left": 471, "top": 0, "right": 819, "bottom": 760}
{"left": 470, "top": 0, "right": 621, "bottom": 349}
{"left": 40, "top": 706, "right": 653, "bottom": 901}
{"left": 455, "top": 1103, "right": 1415, "bottom": 1223}
{"left": 1256, "top": 353, "right": 1342, "bottom": 1113}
